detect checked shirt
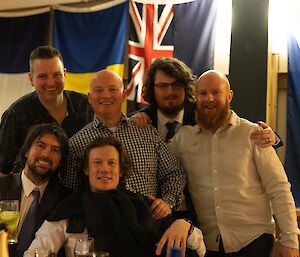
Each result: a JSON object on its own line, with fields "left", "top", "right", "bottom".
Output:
{"left": 60, "top": 115, "right": 186, "bottom": 209}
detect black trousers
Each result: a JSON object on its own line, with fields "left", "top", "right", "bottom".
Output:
{"left": 205, "top": 234, "right": 274, "bottom": 257}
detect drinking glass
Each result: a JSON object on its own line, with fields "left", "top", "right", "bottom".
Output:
{"left": 74, "top": 237, "right": 94, "bottom": 257}
{"left": 0, "top": 200, "right": 20, "bottom": 244}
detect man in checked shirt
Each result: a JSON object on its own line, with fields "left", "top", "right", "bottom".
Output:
{"left": 60, "top": 69, "right": 186, "bottom": 219}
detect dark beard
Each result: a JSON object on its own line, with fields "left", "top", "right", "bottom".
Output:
{"left": 159, "top": 102, "right": 185, "bottom": 117}
{"left": 197, "top": 100, "right": 230, "bottom": 131}
{"left": 27, "top": 159, "right": 54, "bottom": 181}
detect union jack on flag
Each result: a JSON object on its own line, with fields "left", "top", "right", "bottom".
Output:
{"left": 127, "top": 0, "right": 175, "bottom": 102}
{"left": 127, "top": 0, "right": 217, "bottom": 104}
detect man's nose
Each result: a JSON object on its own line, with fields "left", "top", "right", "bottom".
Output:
{"left": 46, "top": 76, "right": 55, "bottom": 85}
{"left": 41, "top": 147, "right": 51, "bottom": 157}
{"left": 165, "top": 85, "right": 175, "bottom": 94}
{"left": 206, "top": 93, "right": 214, "bottom": 101}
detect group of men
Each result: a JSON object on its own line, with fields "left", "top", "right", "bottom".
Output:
{"left": 0, "top": 45, "right": 298, "bottom": 257}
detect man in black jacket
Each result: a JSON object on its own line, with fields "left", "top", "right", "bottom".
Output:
{"left": 0, "top": 46, "right": 93, "bottom": 174}
{"left": 0, "top": 123, "right": 70, "bottom": 257}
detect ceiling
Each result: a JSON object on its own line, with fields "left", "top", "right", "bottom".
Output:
{"left": 0, "top": 0, "right": 108, "bottom": 11}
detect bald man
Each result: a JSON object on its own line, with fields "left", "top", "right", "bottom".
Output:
{"left": 170, "top": 70, "right": 299, "bottom": 257}
{"left": 61, "top": 69, "right": 186, "bottom": 220}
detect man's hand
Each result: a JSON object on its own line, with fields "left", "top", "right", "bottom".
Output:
{"left": 250, "top": 121, "right": 276, "bottom": 148}
{"left": 130, "top": 112, "right": 152, "bottom": 127}
{"left": 148, "top": 195, "right": 172, "bottom": 219}
{"left": 156, "top": 219, "right": 190, "bottom": 257}
{"left": 278, "top": 243, "right": 299, "bottom": 257}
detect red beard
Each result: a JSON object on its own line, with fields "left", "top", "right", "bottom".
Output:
{"left": 196, "top": 99, "right": 231, "bottom": 131}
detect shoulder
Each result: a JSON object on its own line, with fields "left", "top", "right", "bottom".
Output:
{"left": 127, "top": 119, "right": 160, "bottom": 137}
{"left": 64, "top": 90, "right": 88, "bottom": 101}
{"left": 68, "top": 121, "right": 97, "bottom": 150}
{"left": 232, "top": 115, "right": 260, "bottom": 133}
{"left": 0, "top": 173, "right": 21, "bottom": 198}
{"left": 64, "top": 90, "right": 90, "bottom": 108}
{"left": 2, "top": 92, "right": 37, "bottom": 115}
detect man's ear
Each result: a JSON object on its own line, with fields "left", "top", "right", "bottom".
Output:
{"left": 87, "top": 92, "right": 92, "bottom": 104}
{"left": 28, "top": 73, "right": 34, "bottom": 88}
{"left": 84, "top": 168, "right": 89, "bottom": 176}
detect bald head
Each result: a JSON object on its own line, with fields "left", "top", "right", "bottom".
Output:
{"left": 197, "top": 70, "right": 230, "bottom": 92}
{"left": 88, "top": 69, "right": 126, "bottom": 127}
{"left": 90, "top": 69, "right": 124, "bottom": 91}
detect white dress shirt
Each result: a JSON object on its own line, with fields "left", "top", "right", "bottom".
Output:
{"left": 157, "top": 109, "right": 184, "bottom": 140}
{"left": 171, "top": 111, "right": 299, "bottom": 252}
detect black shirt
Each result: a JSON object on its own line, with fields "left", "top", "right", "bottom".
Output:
{"left": 0, "top": 90, "right": 93, "bottom": 173}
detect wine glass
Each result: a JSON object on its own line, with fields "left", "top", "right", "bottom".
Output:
{"left": 74, "top": 237, "right": 94, "bottom": 257}
{"left": 0, "top": 200, "right": 20, "bottom": 244}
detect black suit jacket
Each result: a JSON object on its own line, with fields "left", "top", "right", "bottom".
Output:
{"left": 0, "top": 173, "right": 70, "bottom": 257}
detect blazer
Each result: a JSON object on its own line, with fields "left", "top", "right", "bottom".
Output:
{"left": 0, "top": 173, "right": 70, "bottom": 257}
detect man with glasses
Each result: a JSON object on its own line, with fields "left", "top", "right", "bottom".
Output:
{"left": 131, "top": 57, "right": 277, "bottom": 145}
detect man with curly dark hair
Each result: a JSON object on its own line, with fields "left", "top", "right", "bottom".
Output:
{"left": 130, "top": 57, "right": 277, "bottom": 147}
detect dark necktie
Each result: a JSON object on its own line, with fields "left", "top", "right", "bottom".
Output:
{"left": 16, "top": 189, "right": 40, "bottom": 257}
{"left": 165, "top": 121, "right": 178, "bottom": 141}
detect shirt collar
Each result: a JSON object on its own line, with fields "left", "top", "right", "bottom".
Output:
{"left": 21, "top": 170, "right": 48, "bottom": 198}
{"left": 93, "top": 113, "right": 129, "bottom": 129}
{"left": 157, "top": 108, "right": 184, "bottom": 126}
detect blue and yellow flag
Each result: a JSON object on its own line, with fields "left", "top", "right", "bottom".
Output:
{"left": 52, "top": 0, "right": 129, "bottom": 94}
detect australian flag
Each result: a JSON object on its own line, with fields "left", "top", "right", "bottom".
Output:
{"left": 127, "top": 0, "right": 218, "bottom": 103}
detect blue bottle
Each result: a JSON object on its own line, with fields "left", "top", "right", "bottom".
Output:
{"left": 170, "top": 247, "right": 182, "bottom": 257}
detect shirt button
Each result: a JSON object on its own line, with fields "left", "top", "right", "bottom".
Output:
{"left": 214, "top": 187, "right": 218, "bottom": 191}
{"left": 213, "top": 169, "right": 217, "bottom": 173}
{"left": 216, "top": 206, "right": 220, "bottom": 209}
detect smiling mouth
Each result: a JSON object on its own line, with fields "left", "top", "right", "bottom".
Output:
{"left": 35, "top": 158, "right": 52, "bottom": 169}
{"left": 97, "top": 177, "right": 111, "bottom": 181}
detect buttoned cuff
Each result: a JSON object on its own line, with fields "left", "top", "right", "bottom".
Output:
{"left": 162, "top": 195, "right": 176, "bottom": 210}
{"left": 279, "top": 229, "right": 300, "bottom": 249}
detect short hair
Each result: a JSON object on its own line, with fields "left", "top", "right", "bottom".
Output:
{"left": 82, "top": 137, "right": 132, "bottom": 189}
{"left": 143, "top": 57, "right": 196, "bottom": 105}
{"left": 13, "top": 123, "right": 69, "bottom": 173}
{"left": 29, "top": 46, "right": 64, "bottom": 72}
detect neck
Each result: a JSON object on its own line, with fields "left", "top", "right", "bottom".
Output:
{"left": 24, "top": 168, "right": 48, "bottom": 186}
{"left": 38, "top": 92, "right": 65, "bottom": 110}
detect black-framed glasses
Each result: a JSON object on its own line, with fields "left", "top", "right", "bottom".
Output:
{"left": 154, "top": 81, "right": 183, "bottom": 91}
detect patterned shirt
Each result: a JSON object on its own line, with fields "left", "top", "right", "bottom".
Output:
{"left": 61, "top": 115, "right": 186, "bottom": 208}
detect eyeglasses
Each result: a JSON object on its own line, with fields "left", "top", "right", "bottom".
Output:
{"left": 154, "top": 81, "right": 183, "bottom": 91}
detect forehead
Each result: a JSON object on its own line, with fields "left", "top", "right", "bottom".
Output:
{"left": 91, "top": 73, "right": 123, "bottom": 90}
{"left": 154, "top": 70, "right": 176, "bottom": 82}
{"left": 31, "top": 57, "right": 64, "bottom": 72}
{"left": 197, "top": 74, "right": 228, "bottom": 91}
{"left": 32, "top": 133, "right": 61, "bottom": 147}
{"left": 89, "top": 145, "right": 119, "bottom": 159}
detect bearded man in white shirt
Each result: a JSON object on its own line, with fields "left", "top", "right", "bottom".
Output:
{"left": 170, "top": 70, "right": 299, "bottom": 257}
